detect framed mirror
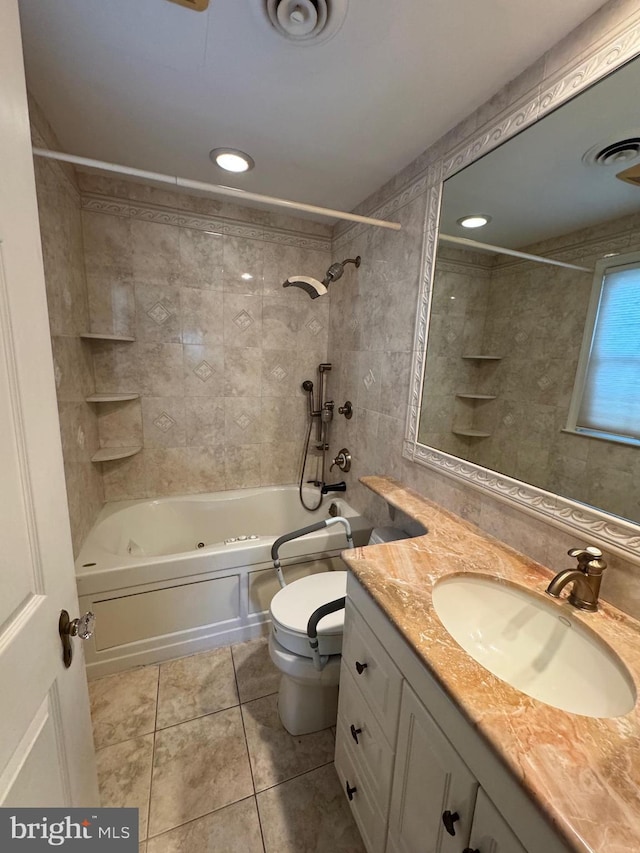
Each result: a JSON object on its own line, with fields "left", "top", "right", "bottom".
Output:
{"left": 405, "top": 37, "right": 640, "bottom": 560}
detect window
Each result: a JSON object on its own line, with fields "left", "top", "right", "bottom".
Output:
{"left": 567, "top": 252, "right": 640, "bottom": 446}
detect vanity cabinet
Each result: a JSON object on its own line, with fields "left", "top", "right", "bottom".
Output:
{"left": 335, "top": 576, "right": 573, "bottom": 853}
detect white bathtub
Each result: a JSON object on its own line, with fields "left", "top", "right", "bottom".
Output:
{"left": 76, "top": 486, "right": 371, "bottom": 678}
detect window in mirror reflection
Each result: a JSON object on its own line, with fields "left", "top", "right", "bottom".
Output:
{"left": 567, "top": 252, "right": 640, "bottom": 448}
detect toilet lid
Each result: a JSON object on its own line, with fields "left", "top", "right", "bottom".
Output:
{"left": 270, "top": 571, "right": 347, "bottom": 636}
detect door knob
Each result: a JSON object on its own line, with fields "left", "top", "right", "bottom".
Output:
{"left": 59, "top": 610, "right": 95, "bottom": 668}
{"left": 350, "top": 724, "right": 362, "bottom": 744}
{"left": 355, "top": 660, "right": 368, "bottom": 675}
{"left": 345, "top": 780, "right": 357, "bottom": 801}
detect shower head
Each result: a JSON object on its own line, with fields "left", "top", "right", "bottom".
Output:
{"left": 283, "top": 256, "right": 361, "bottom": 299}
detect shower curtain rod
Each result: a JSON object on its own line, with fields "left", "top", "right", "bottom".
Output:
{"left": 32, "top": 148, "right": 402, "bottom": 232}
{"left": 439, "top": 233, "right": 592, "bottom": 273}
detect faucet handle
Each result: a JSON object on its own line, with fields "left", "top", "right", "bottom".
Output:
{"left": 568, "top": 546, "right": 605, "bottom": 574}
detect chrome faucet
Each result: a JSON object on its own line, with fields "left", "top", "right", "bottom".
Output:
{"left": 545, "top": 546, "right": 607, "bottom": 612}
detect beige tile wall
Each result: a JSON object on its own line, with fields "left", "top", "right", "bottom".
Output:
{"left": 78, "top": 176, "right": 332, "bottom": 500}
{"left": 328, "top": 0, "right": 640, "bottom": 619}
{"left": 30, "top": 96, "right": 104, "bottom": 557}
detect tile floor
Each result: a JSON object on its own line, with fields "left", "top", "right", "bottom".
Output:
{"left": 89, "top": 637, "right": 365, "bottom": 853}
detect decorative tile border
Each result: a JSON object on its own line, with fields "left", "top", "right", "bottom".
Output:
{"left": 80, "top": 194, "right": 332, "bottom": 251}
{"left": 403, "top": 8, "right": 640, "bottom": 562}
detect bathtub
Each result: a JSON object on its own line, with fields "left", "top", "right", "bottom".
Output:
{"left": 75, "top": 486, "right": 371, "bottom": 678}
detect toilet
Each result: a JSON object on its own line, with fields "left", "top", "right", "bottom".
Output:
{"left": 268, "top": 527, "right": 410, "bottom": 736}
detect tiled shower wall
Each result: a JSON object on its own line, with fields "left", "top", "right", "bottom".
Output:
{"left": 327, "top": 0, "right": 640, "bottom": 620}
{"left": 76, "top": 173, "right": 332, "bottom": 501}
{"left": 30, "top": 97, "right": 104, "bottom": 557}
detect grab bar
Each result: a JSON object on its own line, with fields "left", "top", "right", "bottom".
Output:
{"left": 307, "top": 596, "right": 346, "bottom": 671}
{"left": 271, "top": 516, "right": 354, "bottom": 588}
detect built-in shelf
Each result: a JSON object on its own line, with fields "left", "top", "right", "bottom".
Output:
{"left": 452, "top": 429, "right": 492, "bottom": 438}
{"left": 461, "top": 355, "right": 502, "bottom": 361}
{"left": 455, "top": 394, "right": 497, "bottom": 400}
{"left": 80, "top": 333, "right": 136, "bottom": 342}
{"left": 86, "top": 393, "right": 139, "bottom": 403}
{"left": 91, "top": 446, "right": 142, "bottom": 463}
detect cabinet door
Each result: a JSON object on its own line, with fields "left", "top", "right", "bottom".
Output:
{"left": 467, "top": 789, "right": 528, "bottom": 853}
{"left": 388, "top": 683, "right": 478, "bottom": 853}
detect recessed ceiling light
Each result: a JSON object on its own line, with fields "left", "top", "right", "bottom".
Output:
{"left": 457, "top": 214, "right": 491, "bottom": 229}
{"left": 209, "top": 148, "right": 255, "bottom": 173}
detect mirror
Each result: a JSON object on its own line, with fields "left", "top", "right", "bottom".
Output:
{"left": 418, "top": 56, "right": 640, "bottom": 525}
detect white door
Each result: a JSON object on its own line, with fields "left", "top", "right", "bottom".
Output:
{"left": 0, "top": 0, "right": 99, "bottom": 807}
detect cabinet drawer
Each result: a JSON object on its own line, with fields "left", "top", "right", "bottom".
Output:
{"left": 342, "top": 599, "right": 402, "bottom": 745}
{"left": 337, "top": 666, "right": 395, "bottom": 812}
{"left": 335, "top": 730, "right": 387, "bottom": 853}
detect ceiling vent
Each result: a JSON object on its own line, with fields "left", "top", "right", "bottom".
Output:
{"left": 583, "top": 134, "right": 640, "bottom": 167}
{"left": 261, "top": 0, "right": 348, "bottom": 45}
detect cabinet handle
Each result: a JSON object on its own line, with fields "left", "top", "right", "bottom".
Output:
{"left": 355, "top": 660, "right": 368, "bottom": 675}
{"left": 442, "top": 810, "right": 460, "bottom": 836}
{"left": 350, "top": 724, "right": 362, "bottom": 744}
{"left": 345, "top": 780, "right": 357, "bottom": 801}
{"left": 462, "top": 849, "right": 480, "bottom": 853}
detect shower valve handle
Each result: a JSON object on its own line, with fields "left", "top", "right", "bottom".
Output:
{"left": 330, "top": 449, "right": 351, "bottom": 473}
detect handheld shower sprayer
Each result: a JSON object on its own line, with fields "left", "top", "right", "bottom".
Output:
{"left": 283, "top": 256, "right": 361, "bottom": 299}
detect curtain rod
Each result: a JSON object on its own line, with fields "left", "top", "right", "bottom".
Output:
{"left": 439, "top": 233, "right": 592, "bottom": 273}
{"left": 32, "top": 148, "right": 402, "bottom": 232}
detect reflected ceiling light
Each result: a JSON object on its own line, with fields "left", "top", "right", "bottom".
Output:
{"left": 241, "top": 273, "right": 254, "bottom": 280}
{"left": 457, "top": 214, "right": 491, "bottom": 229}
{"left": 209, "top": 148, "right": 255, "bottom": 173}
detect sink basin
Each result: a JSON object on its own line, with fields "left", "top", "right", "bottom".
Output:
{"left": 432, "top": 574, "right": 636, "bottom": 718}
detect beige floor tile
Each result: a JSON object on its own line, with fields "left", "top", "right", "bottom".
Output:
{"left": 89, "top": 666, "right": 159, "bottom": 749}
{"left": 148, "top": 707, "right": 253, "bottom": 837}
{"left": 256, "top": 764, "right": 365, "bottom": 853}
{"left": 140, "top": 845, "right": 147, "bottom": 853}
{"left": 156, "top": 648, "right": 238, "bottom": 729}
{"left": 96, "top": 734, "right": 154, "bottom": 842}
{"left": 231, "top": 637, "right": 280, "bottom": 703}
{"left": 242, "top": 694, "right": 335, "bottom": 792}
{"left": 146, "top": 798, "right": 264, "bottom": 853}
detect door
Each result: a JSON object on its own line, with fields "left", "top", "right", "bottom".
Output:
{"left": 388, "top": 682, "right": 478, "bottom": 853}
{"left": 0, "top": 0, "right": 99, "bottom": 807}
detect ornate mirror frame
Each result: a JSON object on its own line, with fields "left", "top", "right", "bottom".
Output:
{"left": 404, "top": 15, "right": 640, "bottom": 562}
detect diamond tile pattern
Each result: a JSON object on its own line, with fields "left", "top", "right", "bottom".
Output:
{"left": 153, "top": 412, "right": 176, "bottom": 433}
{"left": 270, "top": 365, "right": 287, "bottom": 382}
{"left": 233, "top": 309, "right": 254, "bottom": 331}
{"left": 234, "top": 412, "right": 253, "bottom": 430}
{"left": 147, "top": 302, "right": 172, "bottom": 325}
{"left": 194, "top": 360, "right": 215, "bottom": 382}
{"left": 363, "top": 369, "right": 376, "bottom": 390}
{"left": 305, "top": 317, "right": 323, "bottom": 336}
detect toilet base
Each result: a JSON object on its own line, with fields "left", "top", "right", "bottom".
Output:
{"left": 277, "top": 673, "right": 339, "bottom": 736}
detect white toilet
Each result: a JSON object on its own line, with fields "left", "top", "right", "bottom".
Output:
{"left": 268, "top": 527, "right": 409, "bottom": 736}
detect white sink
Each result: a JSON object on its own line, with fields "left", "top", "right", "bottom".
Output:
{"left": 432, "top": 574, "right": 636, "bottom": 718}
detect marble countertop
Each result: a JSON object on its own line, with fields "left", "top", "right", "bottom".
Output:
{"left": 341, "top": 475, "right": 640, "bottom": 853}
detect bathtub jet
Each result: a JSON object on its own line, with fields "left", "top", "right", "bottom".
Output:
{"left": 283, "top": 256, "right": 361, "bottom": 299}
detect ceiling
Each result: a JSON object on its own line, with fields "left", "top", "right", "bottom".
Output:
{"left": 18, "top": 0, "right": 606, "bottom": 219}
{"left": 440, "top": 55, "right": 640, "bottom": 249}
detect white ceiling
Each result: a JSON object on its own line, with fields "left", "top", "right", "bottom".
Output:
{"left": 18, "top": 0, "right": 607, "bottom": 217}
{"left": 440, "top": 56, "right": 640, "bottom": 248}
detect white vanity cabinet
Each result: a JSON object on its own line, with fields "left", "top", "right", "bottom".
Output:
{"left": 335, "top": 575, "right": 573, "bottom": 853}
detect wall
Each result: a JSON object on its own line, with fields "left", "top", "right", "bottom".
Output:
{"left": 29, "top": 96, "right": 104, "bottom": 557}
{"left": 76, "top": 172, "right": 332, "bottom": 500}
{"left": 327, "top": 0, "right": 640, "bottom": 620}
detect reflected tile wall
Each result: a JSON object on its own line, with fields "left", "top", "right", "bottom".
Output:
{"left": 327, "top": 0, "right": 640, "bottom": 620}
{"left": 80, "top": 178, "right": 331, "bottom": 499}
{"left": 31, "top": 97, "right": 104, "bottom": 557}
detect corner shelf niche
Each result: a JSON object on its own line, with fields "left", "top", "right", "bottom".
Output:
{"left": 86, "top": 393, "right": 139, "bottom": 403}
{"left": 91, "top": 446, "right": 142, "bottom": 463}
{"left": 455, "top": 394, "right": 497, "bottom": 400}
{"left": 452, "top": 429, "right": 492, "bottom": 438}
{"left": 80, "top": 333, "right": 136, "bottom": 342}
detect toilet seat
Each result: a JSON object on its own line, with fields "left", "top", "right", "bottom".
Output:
{"left": 270, "top": 571, "right": 347, "bottom": 658}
